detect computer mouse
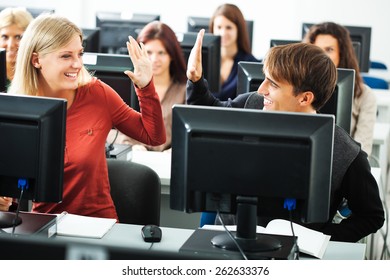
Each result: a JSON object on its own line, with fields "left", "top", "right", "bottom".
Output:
{"left": 141, "top": 224, "right": 162, "bottom": 242}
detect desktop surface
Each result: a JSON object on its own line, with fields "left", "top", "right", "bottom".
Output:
{"left": 53, "top": 223, "right": 365, "bottom": 260}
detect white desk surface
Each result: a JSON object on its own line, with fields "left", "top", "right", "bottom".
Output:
{"left": 131, "top": 150, "right": 171, "bottom": 192}
{"left": 55, "top": 223, "right": 366, "bottom": 260}
{"left": 374, "top": 89, "right": 390, "bottom": 123}
{"left": 373, "top": 123, "right": 390, "bottom": 145}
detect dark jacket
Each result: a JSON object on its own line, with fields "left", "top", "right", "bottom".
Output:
{"left": 187, "top": 77, "right": 385, "bottom": 242}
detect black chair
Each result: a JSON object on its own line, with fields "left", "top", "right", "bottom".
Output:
{"left": 107, "top": 159, "right": 161, "bottom": 226}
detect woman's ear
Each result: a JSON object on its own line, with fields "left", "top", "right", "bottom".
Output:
{"left": 31, "top": 52, "right": 41, "bottom": 69}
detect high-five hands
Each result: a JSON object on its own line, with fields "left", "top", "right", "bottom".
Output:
{"left": 186, "top": 29, "right": 204, "bottom": 83}
{"left": 124, "top": 36, "right": 153, "bottom": 89}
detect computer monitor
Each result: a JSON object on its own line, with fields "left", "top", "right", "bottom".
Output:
{"left": 170, "top": 104, "right": 334, "bottom": 253}
{"left": 176, "top": 32, "right": 221, "bottom": 93}
{"left": 187, "top": 16, "right": 254, "bottom": 50}
{"left": 0, "top": 93, "right": 66, "bottom": 228}
{"left": 0, "top": 6, "right": 54, "bottom": 18}
{"left": 270, "top": 39, "right": 300, "bottom": 48}
{"left": 83, "top": 52, "right": 136, "bottom": 109}
{"left": 302, "top": 23, "right": 371, "bottom": 73}
{"left": 81, "top": 28, "right": 100, "bottom": 53}
{"left": 237, "top": 61, "right": 354, "bottom": 133}
{"left": 0, "top": 48, "right": 6, "bottom": 92}
{"left": 96, "top": 12, "right": 160, "bottom": 54}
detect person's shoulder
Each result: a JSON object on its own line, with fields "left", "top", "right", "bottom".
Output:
{"left": 236, "top": 50, "right": 260, "bottom": 62}
{"left": 334, "top": 125, "right": 361, "bottom": 153}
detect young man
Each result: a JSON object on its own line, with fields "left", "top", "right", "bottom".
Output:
{"left": 186, "top": 29, "right": 384, "bottom": 243}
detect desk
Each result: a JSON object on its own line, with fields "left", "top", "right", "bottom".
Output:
{"left": 131, "top": 150, "right": 171, "bottom": 192}
{"left": 54, "top": 223, "right": 366, "bottom": 260}
{"left": 366, "top": 69, "right": 390, "bottom": 84}
{"left": 130, "top": 150, "right": 201, "bottom": 229}
{"left": 372, "top": 123, "right": 390, "bottom": 189}
{"left": 374, "top": 89, "right": 390, "bottom": 123}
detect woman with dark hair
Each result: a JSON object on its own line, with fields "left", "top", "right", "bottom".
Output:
{"left": 209, "top": 3, "right": 260, "bottom": 101}
{"left": 303, "top": 22, "right": 377, "bottom": 156}
{"left": 108, "top": 21, "right": 186, "bottom": 151}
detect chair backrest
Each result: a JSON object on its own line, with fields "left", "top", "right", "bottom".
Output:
{"left": 362, "top": 75, "right": 389, "bottom": 90}
{"left": 370, "top": 61, "right": 387, "bottom": 70}
{"left": 107, "top": 159, "right": 161, "bottom": 226}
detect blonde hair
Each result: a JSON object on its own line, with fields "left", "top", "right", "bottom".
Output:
{"left": 9, "top": 13, "right": 92, "bottom": 96}
{"left": 0, "top": 7, "right": 33, "bottom": 30}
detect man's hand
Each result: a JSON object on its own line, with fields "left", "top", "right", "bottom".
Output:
{"left": 186, "top": 29, "right": 205, "bottom": 83}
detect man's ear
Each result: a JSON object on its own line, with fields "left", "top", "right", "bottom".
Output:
{"left": 31, "top": 52, "right": 41, "bottom": 69}
{"left": 299, "top": 91, "right": 315, "bottom": 106}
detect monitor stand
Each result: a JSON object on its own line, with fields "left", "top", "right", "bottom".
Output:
{"left": 0, "top": 212, "right": 22, "bottom": 228}
{"left": 179, "top": 196, "right": 298, "bottom": 260}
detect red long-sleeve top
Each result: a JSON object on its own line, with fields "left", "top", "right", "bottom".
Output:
{"left": 33, "top": 78, "right": 165, "bottom": 219}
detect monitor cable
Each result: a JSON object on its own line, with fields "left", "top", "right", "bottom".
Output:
{"left": 284, "top": 198, "right": 300, "bottom": 260}
{"left": 105, "top": 129, "right": 119, "bottom": 158}
{"left": 216, "top": 209, "right": 248, "bottom": 260}
{"left": 11, "top": 178, "right": 29, "bottom": 235}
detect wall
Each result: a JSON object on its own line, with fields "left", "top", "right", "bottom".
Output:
{"left": 3, "top": 0, "right": 390, "bottom": 67}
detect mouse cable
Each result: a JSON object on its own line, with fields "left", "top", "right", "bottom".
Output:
{"left": 216, "top": 209, "right": 248, "bottom": 260}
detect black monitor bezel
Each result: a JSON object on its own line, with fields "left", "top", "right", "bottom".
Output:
{"left": 81, "top": 28, "right": 100, "bottom": 53}
{"left": 302, "top": 22, "right": 371, "bottom": 73}
{"left": 177, "top": 32, "right": 221, "bottom": 93}
{"left": 187, "top": 16, "right": 254, "bottom": 51}
{"left": 170, "top": 104, "right": 334, "bottom": 224}
{"left": 83, "top": 52, "right": 136, "bottom": 109}
{"left": 269, "top": 39, "right": 300, "bottom": 48}
{"left": 0, "top": 93, "right": 66, "bottom": 202}
{"left": 95, "top": 12, "right": 160, "bottom": 54}
{"left": 0, "top": 48, "right": 6, "bottom": 92}
{"left": 236, "top": 61, "right": 354, "bottom": 134}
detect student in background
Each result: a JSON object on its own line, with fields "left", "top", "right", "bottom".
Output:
{"left": 107, "top": 21, "right": 186, "bottom": 152}
{"left": 5, "top": 14, "right": 165, "bottom": 220}
{"left": 303, "top": 22, "right": 377, "bottom": 157}
{"left": 0, "top": 7, "right": 33, "bottom": 91}
{"left": 209, "top": 3, "right": 259, "bottom": 101}
{"left": 187, "top": 30, "right": 384, "bottom": 242}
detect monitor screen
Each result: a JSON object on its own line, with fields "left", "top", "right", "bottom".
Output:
{"left": 170, "top": 104, "right": 334, "bottom": 252}
{"left": 176, "top": 32, "right": 221, "bottom": 93}
{"left": 96, "top": 12, "right": 160, "bottom": 54}
{"left": 270, "top": 39, "right": 300, "bottom": 48}
{"left": 237, "top": 61, "right": 354, "bottom": 133}
{"left": 0, "top": 93, "right": 66, "bottom": 227}
{"left": 83, "top": 52, "right": 137, "bottom": 109}
{"left": 302, "top": 23, "right": 371, "bottom": 73}
{"left": 81, "top": 28, "right": 100, "bottom": 53}
{"left": 0, "top": 48, "right": 6, "bottom": 92}
{"left": 187, "top": 16, "right": 254, "bottom": 50}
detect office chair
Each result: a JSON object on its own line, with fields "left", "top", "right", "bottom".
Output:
{"left": 362, "top": 75, "right": 389, "bottom": 90}
{"left": 107, "top": 159, "right": 161, "bottom": 226}
{"left": 370, "top": 60, "right": 387, "bottom": 70}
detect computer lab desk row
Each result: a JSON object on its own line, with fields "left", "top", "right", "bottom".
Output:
{"left": 130, "top": 149, "right": 383, "bottom": 251}
{"left": 52, "top": 223, "right": 367, "bottom": 260}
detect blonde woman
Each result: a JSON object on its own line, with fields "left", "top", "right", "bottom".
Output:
{"left": 0, "top": 7, "right": 33, "bottom": 91}
{"left": 7, "top": 14, "right": 165, "bottom": 220}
